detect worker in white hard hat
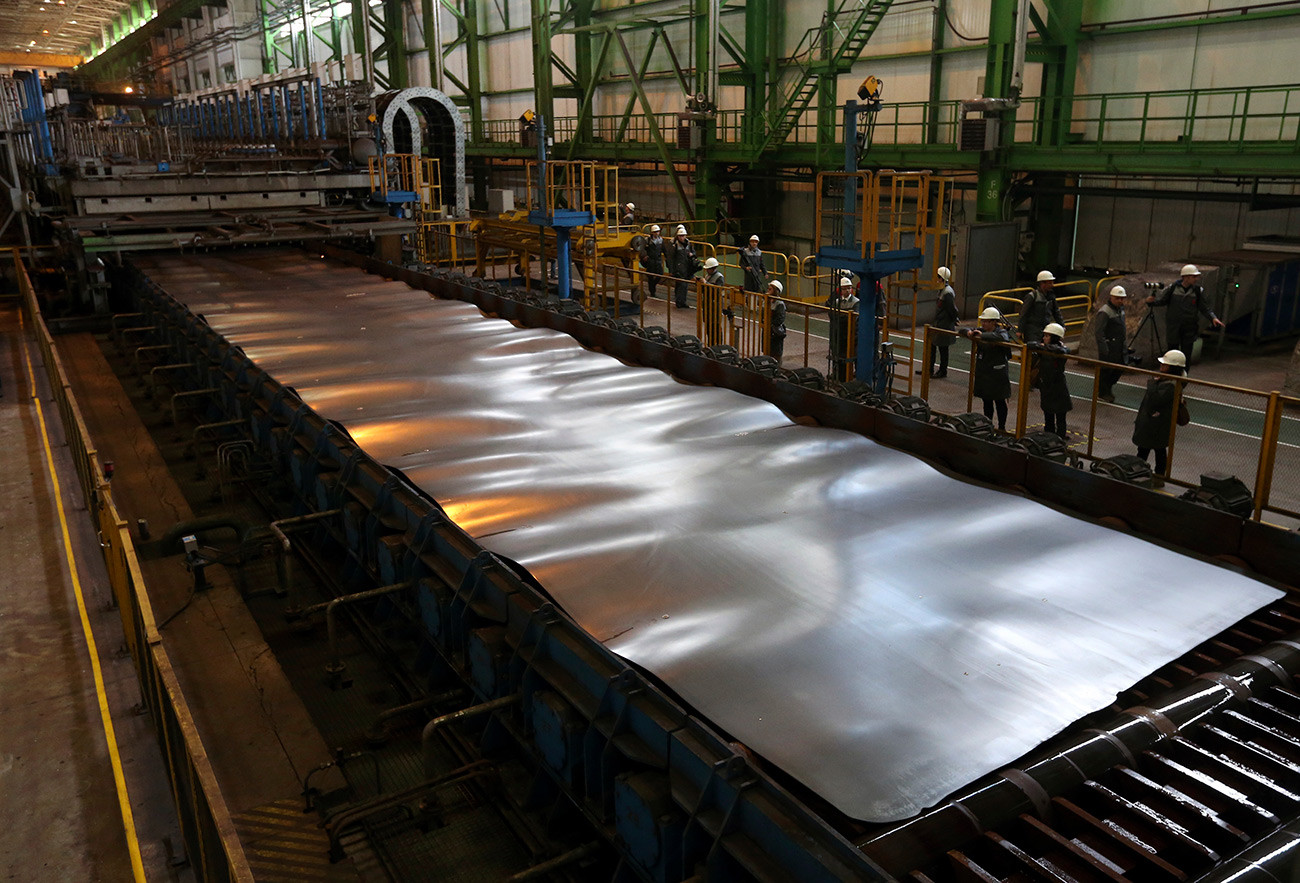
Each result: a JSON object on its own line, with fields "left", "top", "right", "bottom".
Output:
{"left": 965, "top": 306, "right": 1012, "bottom": 431}
{"left": 639, "top": 224, "right": 666, "bottom": 301}
{"left": 1145, "top": 264, "right": 1224, "bottom": 369}
{"left": 1019, "top": 269, "right": 1065, "bottom": 350}
{"left": 1029, "top": 322, "right": 1072, "bottom": 439}
{"left": 699, "top": 256, "right": 728, "bottom": 345}
{"left": 921, "top": 266, "right": 959, "bottom": 379}
{"left": 1095, "top": 284, "right": 1128, "bottom": 402}
{"left": 621, "top": 202, "right": 636, "bottom": 225}
{"left": 740, "top": 234, "right": 768, "bottom": 294}
{"left": 767, "top": 278, "right": 788, "bottom": 362}
{"left": 1132, "top": 349, "right": 1188, "bottom": 486}
{"left": 666, "top": 225, "right": 701, "bottom": 308}
{"left": 824, "top": 275, "right": 859, "bottom": 381}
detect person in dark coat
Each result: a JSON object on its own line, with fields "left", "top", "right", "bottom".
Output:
{"left": 666, "top": 225, "right": 701, "bottom": 308}
{"left": 1095, "top": 284, "right": 1128, "bottom": 402}
{"left": 767, "top": 279, "right": 788, "bottom": 362}
{"left": 639, "top": 224, "right": 665, "bottom": 300}
{"left": 1132, "top": 348, "right": 1187, "bottom": 485}
{"left": 1019, "top": 270, "right": 1065, "bottom": 346}
{"left": 740, "top": 234, "right": 769, "bottom": 293}
{"left": 825, "top": 275, "right": 859, "bottom": 381}
{"left": 700, "top": 257, "right": 727, "bottom": 346}
{"left": 922, "top": 265, "right": 959, "bottom": 378}
{"left": 967, "top": 307, "right": 1012, "bottom": 431}
{"left": 1029, "top": 323, "right": 1072, "bottom": 439}
{"left": 1145, "top": 264, "right": 1224, "bottom": 369}
{"left": 621, "top": 202, "right": 636, "bottom": 226}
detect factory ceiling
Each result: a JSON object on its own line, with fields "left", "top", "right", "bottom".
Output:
{"left": 0, "top": 0, "right": 128, "bottom": 59}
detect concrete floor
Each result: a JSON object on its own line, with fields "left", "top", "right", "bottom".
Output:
{"left": 0, "top": 303, "right": 189, "bottom": 882}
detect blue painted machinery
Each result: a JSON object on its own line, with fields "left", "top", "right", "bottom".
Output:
{"left": 125, "top": 268, "right": 890, "bottom": 881}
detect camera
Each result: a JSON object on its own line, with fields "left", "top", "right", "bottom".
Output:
{"left": 1125, "top": 348, "right": 1142, "bottom": 367}
{"left": 1143, "top": 281, "right": 1162, "bottom": 290}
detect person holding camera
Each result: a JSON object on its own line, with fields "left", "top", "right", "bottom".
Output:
{"left": 1095, "top": 285, "right": 1128, "bottom": 402}
{"left": 767, "top": 279, "right": 788, "bottom": 362}
{"left": 1132, "top": 349, "right": 1187, "bottom": 486}
{"left": 1145, "top": 265, "right": 1224, "bottom": 370}
{"left": 666, "top": 225, "right": 702, "bottom": 308}
{"left": 967, "top": 307, "right": 1012, "bottom": 432}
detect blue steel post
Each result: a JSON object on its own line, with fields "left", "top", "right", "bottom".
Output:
{"left": 256, "top": 91, "right": 266, "bottom": 140}
{"left": 298, "top": 83, "right": 309, "bottom": 142}
{"left": 314, "top": 77, "right": 326, "bottom": 139}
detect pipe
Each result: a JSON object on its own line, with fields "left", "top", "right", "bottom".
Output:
{"left": 422, "top": 695, "right": 522, "bottom": 778}
{"left": 1189, "top": 819, "right": 1300, "bottom": 883}
{"left": 505, "top": 841, "right": 603, "bottom": 882}
{"left": 1008, "top": 0, "right": 1029, "bottom": 99}
{"left": 861, "top": 636, "right": 1300, "bottom": 877}
{"left": 366, "top": 688, "right": 466, "bottom": 744}
{"left": 322, "top": 581, "right": 414, "bottom": 679}
{"left": 269, "top": 508, "right": 342, "bottom": 601}
{"left": 170, "top": 386, "right": 218, "bottom": 424}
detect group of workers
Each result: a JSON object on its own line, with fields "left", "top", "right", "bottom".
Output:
{"left": 632, "top": 217, "right": 1220, "bottom": 483}
{"left": 951, "top": 263, "right": 1220, "bottom": 480}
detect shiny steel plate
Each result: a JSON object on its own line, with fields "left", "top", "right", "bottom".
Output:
{"left": 136, "top": 250, "right": 1283, "bottom": 823}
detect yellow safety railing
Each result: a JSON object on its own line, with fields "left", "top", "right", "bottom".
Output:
{"left": 915, "top": 319, "right": 1300, "bottom": 526}
{"left": 368, "top": 153, "right": 419, "bottom": 200}
{"left": 13, "top": 248, "right": 255, "bottom": 882}
{"left": 978, "top": 282, "right": 1093, "bottom": 340}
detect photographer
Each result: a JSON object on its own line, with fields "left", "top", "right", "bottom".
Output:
{"left": 1145, "top": 264, "right": 1224, "bottom": 370}
{"left": 965, "top": 307, "right": 1012, "bottom": 432}
{"left": 1095, "top": 285, "right": 1127, "bottom": 403}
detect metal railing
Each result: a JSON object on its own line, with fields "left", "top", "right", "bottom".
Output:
{"left": 13, "top": 249, "right": 255, "bottom": 883}
{"left": 916, "top": 322, "right": 1300, "bottom": 526}
{"left": 978, "top": 283, "right": 1093, "bottom": 340}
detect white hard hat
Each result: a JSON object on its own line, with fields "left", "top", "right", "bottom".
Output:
{"left": 649, "top": 224, "right": 660, "bottom": 233}
{"left": 1036, "top": 270, "right": 1055, "bottom": 283}
{"left": 839, "top": 276, "right": 854, "bottom": 287}
{"left": 769, "top": 279, "right": 784, "bottom": 293}
{"left": 675, "top": 225, "right": 687, "bottom": 236}
{"left": 626, "top": 202, "right": 635, "bottom": 210}
{"left": 1043, "top": 323, "right": 1065, "bottom": 338}
{"left": 1158, "top": 349, "right": 1187, "bottom": 367}
{"left": 1109, "top": 285, "right": 1127, "bottom": 298}
{"left": 1180, "top": 264, "right": 1201, "bottom": 276}
{"left": 937, "top": 266, "right": 951, "bottom": 281}
{"left": 749, "top": 234, "right": 759, "bottom": 242}
{"left": 703, "top": 257, "right": 718, "bottom": 269}
{"left": 979, "top": 307, "right": 1001, "bottom": 321}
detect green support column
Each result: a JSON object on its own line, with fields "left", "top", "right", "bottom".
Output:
{"left": 573, "top": 0, "right": 595, "bottom": 144}
{"left": 383, "top": 0, "right": 408, "bottom": 88}
{"left": 1029, "top": 0, "right": 1081, "bottom": 269}
{"left": 351, "top": 3, "right": 369, "bottom": 82}
{"left": 530, "top": 0, "right": 554, "bottom": 128}
{"left": 742, "top": 0, "right": 768, "bottom": 148}
{"left": 465, "top": 0, "right": 489, "bottom": 210}
{"left": 814, "top": 0, "right": 837, "bottom": 166}
{"left": 976, "top": 0, "right": 1016, "bottom": 222}
{"left": 926, "top": 0, "right": 946, "bottom": 143}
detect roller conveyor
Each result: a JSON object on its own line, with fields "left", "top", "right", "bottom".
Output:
{"left": 129, "top": 247, "right": 1284, "bottom": 831}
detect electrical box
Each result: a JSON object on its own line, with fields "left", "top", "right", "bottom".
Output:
{"left": 959, "top": 117, "right": 999, "bottom": 152}
{"left": 676, "top": 115, "right": 702, "bottom": 149}
{"left": 487, "top": 188, "right": 515, "bottom": 214}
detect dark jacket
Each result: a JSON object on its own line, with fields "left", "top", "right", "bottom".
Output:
{"left": 640, "top": 235, "right": 665, "bottom": 272}
{"left": 1095, "top": 302, "right": 1126, "bottom": 364}
{"left": 1153, "top": 282, "right": 1217, "bottom": 331}
{"left": 704, "top": 268, "right": 725, "bottom": 287}
{"left": 740, "top": 246, "right": 768, "bottom": 292}
{"left": 1030, "top": 341, "right": 1072, "bottom": 413}
{"left": 770, "top": 298, "right": 787, "bottom": 338}
{"left": 667, "top": 238, "right": 701, "bottom": 279}
{"left": 1132, "top": 377, "right": 1178, "bottom": 448}
{"left": 972, "top": 327, "right": 1012, "bottom": 400}
{"left": 934, "top": 284, "right": 958, "bottom": 347}
{"left": 1018, "top": 288, "right": 1064, "bottom": 344}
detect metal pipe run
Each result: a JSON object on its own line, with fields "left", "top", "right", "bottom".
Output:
{"left": 269, "top": 509, "right": 342, "bottom": 601}
{"left": 170, "top": 387, "right": 218, "bottom": 424}
{"left": 366, "top": 688, "right": 467, "bottom": 744}
{"left": 1190, "top": 817, "right": 1300, "bottom": 883}
{"left": 505, "top": 841, "right": 603, "bottom": 882}
{"left": 422, "top": 695, "right": 522, "bottom": 779}
{"left": 321, "top": 582, "right": 414, "bottom": 682}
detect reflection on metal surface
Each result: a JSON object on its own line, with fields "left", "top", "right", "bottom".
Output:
{"left": 134, "top": 250, "right": 1283, "bottom": 823}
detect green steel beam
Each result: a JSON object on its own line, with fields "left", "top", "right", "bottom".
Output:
{"left": 1080, "top": 6, "right": 1300, "bottom": 37}
{"left": 925, "top": 0, "right": 945, "bottom": 144}
{"left": 613, "top": 29, "right": 694, "bottom": 215}
{"left": 531, "top": 0, "right": 554, "bottom": 126}
{"left": 976, "top": 0, "right": 1016, "bottom": 221}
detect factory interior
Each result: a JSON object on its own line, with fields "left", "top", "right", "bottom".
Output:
{"left": 4, "top": 0, "right": 1300, "bottom": 880}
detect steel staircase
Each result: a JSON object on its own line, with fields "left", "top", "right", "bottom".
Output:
{"left": 757, "top": 0, "right": 894, "bottom": 155}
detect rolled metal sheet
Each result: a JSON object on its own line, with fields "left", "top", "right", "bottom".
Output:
{"left": 135, "top": 250, "right": 1283, "bottom": 823}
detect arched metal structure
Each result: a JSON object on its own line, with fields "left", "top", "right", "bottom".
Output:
{"left": 376, "top": 87, "right": 467, "bottom": 216}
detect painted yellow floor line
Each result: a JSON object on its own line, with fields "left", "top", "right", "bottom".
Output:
{"left": 18, "top": 311, "right": 147, "bottom": 883}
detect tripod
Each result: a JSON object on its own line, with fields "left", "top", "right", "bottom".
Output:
{"left": 1128, "top": 302, "right": 1162, "bottom": 364}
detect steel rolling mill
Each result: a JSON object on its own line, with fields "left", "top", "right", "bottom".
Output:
{"left": 46, "top": 238, "right": 1295, "bottom": 882}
